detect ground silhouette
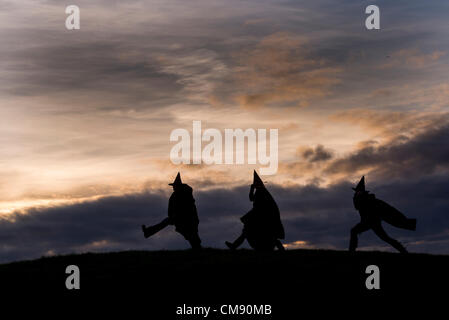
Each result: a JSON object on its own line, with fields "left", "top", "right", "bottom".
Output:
{"left": 0, "top": 248, "right": 447, "bottom": 315}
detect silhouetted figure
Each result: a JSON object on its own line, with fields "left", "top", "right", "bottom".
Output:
{"left": 349, "top": 176, "right": 416, "bottom": 253}
{"left": 142, "top": 172, "right": 201, "bottom": 249}
{"left": 226, "top": 171, "right": 285, "bottom": 251}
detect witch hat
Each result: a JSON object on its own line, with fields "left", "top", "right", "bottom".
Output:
{"left": 169, "top": 172, "right": 183, "bottom": 186}
{"left": 253, "top": 170, "right": 265, "bottom": 188}
{"left": 352, "top": 176, "right": 365, "bottom": 192}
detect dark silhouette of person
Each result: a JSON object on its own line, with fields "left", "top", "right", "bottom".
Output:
{"left": 142, "top": 172, "right": 202, "bottom": 249}
{"left": 226, "top": 170, "right": 285, "bottom": 251}
{"left": 349, "top": 176, "right": 416, "bottom": 253}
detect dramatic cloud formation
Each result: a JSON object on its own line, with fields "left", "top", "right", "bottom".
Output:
{"left": 229, "top": 32, "right": 342, "bottom": 109}
{"left": 325, "top": 118, "right": 449, "bottom": 181}
{"left": 298, "top": 145, "right": 334, "bottom": 163}
{"left": 1, "top": 173, "right": 448, "bottom": 263}
{"left": 1, "top": 0, "right": 449, "bottom": 261}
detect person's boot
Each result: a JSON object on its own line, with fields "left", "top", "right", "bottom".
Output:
{"left": 141, "top": 224, "right": 163, "bottom": 238}
{"left": 225, "top": 241, "right": 236, "bottom": 250}
{"left": 142, "top": 218, "right": 170, "bottom": 239}
{"left": 188, "top": 235, "right": 202, "bottom": 250}
{"left": 394, "top": 241, "right": 408, "bottom": 254}
{"left": 275, "top": 240, "right": 285, "bottom": 251}
{"left": 141, "top": 225, "right": 150, "bottom": 238}
{"left": 349, "top": 232, "right": 358, "bottom": 252}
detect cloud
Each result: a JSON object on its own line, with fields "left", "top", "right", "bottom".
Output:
{"left": 325, "top": 122, "right": 449, "bottom": 181}
{"left": 381, "top": 49, "right": 446, "bottom": 69}
{"left": 283, "top": 240, "right": 311, "bottom": 249}
{"left": 3, "top": 40, "right": 186, "bottom": 110}
{"left": 331, "top": 110, "right": 449, "bottom": 142}
{"left": 228, "top": 32, "right": 342, "bottom": 109}
{"left": 298, "top": 145, "right": 334, "bottom": 162}
{"left": 156, "top": 49, "right": 229, "bottom": 104}
{"left": 1, "top": 0, "right": 449, "bottom": 261}
{"left": 277, "top": 112, "right": 449, "bottom": 185}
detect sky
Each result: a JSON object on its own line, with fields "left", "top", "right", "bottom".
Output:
{"left": 1, "top": 0, "right": 449, "bottom": 262}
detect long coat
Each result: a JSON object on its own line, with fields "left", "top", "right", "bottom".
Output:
{"left": 353, "top": 192, "right": 416, "bottom": 230}
{"left": 241, "top": 187, "right": 285, "bottom": 250}
{"left": 168, "top": 184, "right": 200, "bottom": 238}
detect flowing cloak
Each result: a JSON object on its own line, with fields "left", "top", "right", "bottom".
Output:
{"left": 168, "top": 184, "right": 200, "bottom": 238}
{"left": 353, "top": 192, "right": 416, "bottom": 231}
{"left": 241, "top": 187, "right": 285, "bottom": 249}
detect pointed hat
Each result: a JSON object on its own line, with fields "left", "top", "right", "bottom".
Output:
{"left": 169, "top": 172, "right": 183, "bottom": 186}
{"left": 253, "top": 170, "right": 265, "bottom": 187}
{"left": 352, "top": 176, "right": 365, "bottom": 191}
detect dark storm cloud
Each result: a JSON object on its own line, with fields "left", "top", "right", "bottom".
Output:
{"left": 326, "top": 123, "right": 449, "bottom": 180}
{"left": 1, "top": 173, "right": 449, "bottom": 263}
{"left": 3, "top": 0, "right": 448, "bottom": 111}
{"left": 5, "top": 41, "right": 185, "bottom": 106}
{"left": 0, "top": 1, "right": 243, "bottom": 109}
{"left": 300, "top": 145, "right": 334, "bottom": 162}
{"left": 1, "top": 0, "right": 449, "bottom": 263}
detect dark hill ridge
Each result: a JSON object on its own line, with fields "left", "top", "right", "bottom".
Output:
{"left": 0, "top": 249, "right": 447, "bottom": 315}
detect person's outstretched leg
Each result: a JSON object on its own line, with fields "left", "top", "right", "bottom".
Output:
{"left": 372, "top": 224, "right": 408, "bottom": 253}
{"left": 225, "top": 232, "right": 245, "bottom": 250}
{"left": 142, "top": 217, "right": 170, "bottom": 238}
{"left": 275, "top": 239, "right": 285, "bottom": 251}
{"left": 349, "top": 222, "right": 370, "bottom": 252}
